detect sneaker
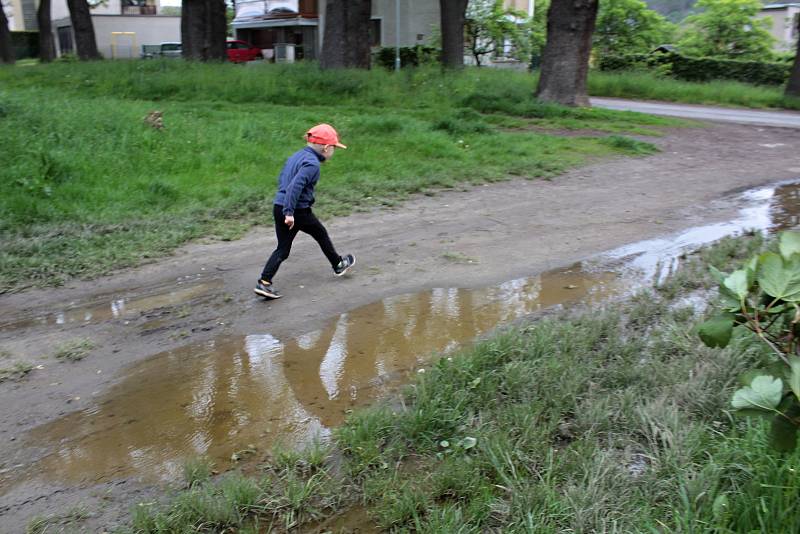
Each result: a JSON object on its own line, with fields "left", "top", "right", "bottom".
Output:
{"left": 254, "top": 279, "right": 282, "bottom": 299}
{"left": 333, "top": 254, "right": 356, "bottom": 276}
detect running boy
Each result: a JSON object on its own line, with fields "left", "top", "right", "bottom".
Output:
{"left": 254, "top": 124, "right": 355, "bottom": 300}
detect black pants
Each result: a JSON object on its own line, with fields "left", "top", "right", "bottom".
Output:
{"left": 260, "top": 205, "right": 341, "bottom": 282}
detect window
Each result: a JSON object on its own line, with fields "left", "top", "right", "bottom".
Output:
{"left": 370, "top": 18, "right": 382, "bottom": 47}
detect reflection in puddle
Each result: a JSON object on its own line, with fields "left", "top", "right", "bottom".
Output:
{"left": 0, "top": 279, "right": 223, "bottom": 332}
{"left": 3, "top": 179, "right": 799, "bottom": 493}
{"left": 7, "top": 267, "right": 617, "bottom": 489}
{"left": 602, "top": 181, "right": 800, "bottom": 281}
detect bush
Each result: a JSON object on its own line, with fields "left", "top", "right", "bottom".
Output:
{"left": 598, "top": 51, "right": 791, "bottom": 86}
{"left": 373, "top": 46, "right": 440, "bottom": 69}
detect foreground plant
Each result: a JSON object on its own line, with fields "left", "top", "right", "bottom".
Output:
{"left": 699, "top": 231, "right": 800, "bottom": 450}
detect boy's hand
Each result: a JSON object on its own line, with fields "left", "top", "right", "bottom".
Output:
{"left": 284, "top": 215, "right": 295, "bottom": 229}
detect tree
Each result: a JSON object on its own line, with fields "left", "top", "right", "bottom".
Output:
{"left": 181, "top": 0, "right": 227, "bottom": 61}
{"left": 594, "top": 0, "right": 675, "bottom": 56}
{"left": 786, "top": 12, "right": 800, "bottom": 97}
{"left": 38, "top": 0, "right": 56, "bottom": 62}
{"left": 440, "top": 0, "right": 469, "bottom": 68}
{"left": 1, "top": 0, "right": 14, "bottom": 64}
{"left": 535, "top": 0, "right": 598, "bottom": 107}
{"left": 677, "top": 0, "right": 774, "bottom": 61}
{"left": 320, "top": 0, "right": 371, "bottom": 69}
{"left": 66, "top": 0, "right": 100, "bottom": 59}
{"left": 464, "top": 0, "right": 529, "bottom": 66}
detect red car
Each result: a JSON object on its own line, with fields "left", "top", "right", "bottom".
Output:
{"left": 226, "top": 40, "right": 263, "bottom": 63}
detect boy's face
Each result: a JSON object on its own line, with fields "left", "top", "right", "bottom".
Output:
{"left": 322, "top": 145, "right": 335, "bottom": 160}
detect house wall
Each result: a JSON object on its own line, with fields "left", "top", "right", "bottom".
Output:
{"left": 50, "top": 0, "right": 164, "bottom": 21}
{"left": 5, "top": 0, "right": 18, "bottom": 30}
{"left": 52, "top": 14, "right": 180, "bottom": 58}
{"left": 92, "top": 14, "right": 180, "bottom": 57}
{"left": 758, "top": 6, "right": 800, "bottom": 52}
{"left": 371, "top": 0, "right": 439, "bottom": 47}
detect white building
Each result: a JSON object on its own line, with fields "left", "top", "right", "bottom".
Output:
{"left": 231, "top": 0, "right": 532, "bottom": 63}
{"left": 4, "top": 0, "right": 180, "bottom": 58}
{"left": 759, "top": 3, "right": 800, "bottom": 53}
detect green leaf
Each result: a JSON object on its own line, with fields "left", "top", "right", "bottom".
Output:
{"left": 770, "top": 402, "right": 800, "bottom": 452}
{"left": 460, "top": 437, "right": 477, "bottom": 450}
{"left": 779, "top": 231, "right": 800, "bottom": 260}
{"left": 698, "top": 314, "right": 734, "bottom": 348}
{"left": 731, "top": 375, "right": 783, "bottom": 411}
{"left": 789, "top": 356, "right": 800, "bottom": 401}
{"left": 747, "top": 255, "right": 759, "bottom": 274}
{"left": 709, "top": 265, "right": 728, "bottom": 284}
{"left": 723, "top": 269, "right": 749, "bottom": 300}
{"left": 712, "top": 494, "right": 729, "bottom": 519}
{"left": 757, "top": 252, "right": 800, "bottom": 302}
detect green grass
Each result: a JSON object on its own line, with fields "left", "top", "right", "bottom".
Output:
{"left": 52, "top": 338, "right": 95, "bottom": 362}
{"left": 26, "top": 506, "right": 89, "bottom": 534}
{"left": 589, "top": 70, "right": 800, "bottom": 110}
{"left": 0, "top": 61, "right": 681, "bottom": 292}
{"left": 130, "top": 233, "right": 800, "bottom": 532}
{"left": 0, "top": 360, "right": 34, "bottom": 382}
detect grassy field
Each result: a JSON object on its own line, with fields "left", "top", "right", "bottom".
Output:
{"left": 123, "top": 233, "right": 800, "bottom": 533}
{"left": 589, "top": 70, "right": 800, "bottom": 111}
{"left": 0, "top": 61, "right": 676, "bottom": 293}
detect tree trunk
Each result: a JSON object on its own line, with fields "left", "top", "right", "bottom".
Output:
{"left": 320, "top": 0, "right": 371, "bottom": 69}
{"left": 786, "top": 14, "right": 800, "bottom": 97}
{"left": 66, "top": 0, "right": 100, "bottom": 59}
{"left": 38, "top": 0, "right": 56, "bottom": 63}
{"left": 0, "top": 2, "right": 14, "bottom": 64}
{"left": 535, "top": 0, "right": 598, "bottom": 107}
{"left": 181, "top": 0, "right": 227, "bottom": 61}
{"left": 439, "top": 0, "right": 468, "bottom": 68}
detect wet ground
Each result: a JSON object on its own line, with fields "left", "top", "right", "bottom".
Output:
{"left": 1, "top": 122, "right": 799, "bottom": 531}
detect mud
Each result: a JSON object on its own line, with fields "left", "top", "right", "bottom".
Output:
{"left": 1, "top": 121, "right": 800, "bottom": 531}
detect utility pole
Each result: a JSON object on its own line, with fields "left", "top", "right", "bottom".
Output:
{"left": 395, "top": 0, "right": 400, "bottom": 71}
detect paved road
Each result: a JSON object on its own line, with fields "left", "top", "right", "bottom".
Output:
{"left": 592, "top": 97, "right": 800, "bottom": 129}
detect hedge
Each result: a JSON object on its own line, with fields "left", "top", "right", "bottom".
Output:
{"left": 11, "top": 31, "right": 39, "bottom": 60}
{"left": 598, "top": 52, "right": 791, "bottom": 86}
{"left": 373, "top": 46, "right": 439, "bottom": 69}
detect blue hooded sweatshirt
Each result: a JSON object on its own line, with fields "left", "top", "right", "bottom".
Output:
{"left": 273, "top": 147, "right": 325, "bottom": 216}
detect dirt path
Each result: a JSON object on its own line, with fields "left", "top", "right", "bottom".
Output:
{"left": 1, "top": 122, "right": 800, "bottom": 531}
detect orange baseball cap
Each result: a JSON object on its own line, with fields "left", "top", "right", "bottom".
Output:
{"left": 306, "top": 123, "right": 347, "bottom": 149}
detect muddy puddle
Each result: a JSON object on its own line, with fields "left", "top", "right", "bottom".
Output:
{"left": 2, "top": 180, "right": 799, "bottom": 497}
{"left": 4, "top": 266, "right": 617, "bottom": 491}
{"left": 0, "top": 277, "right": 224, "bottom": 333}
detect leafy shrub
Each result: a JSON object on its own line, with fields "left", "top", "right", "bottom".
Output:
{"left": 699, "top": 231, "right": 800, "bottom": 451}
{"left": 598, "top": 52, "right": 791, "bottom": 86}
{"left": 373, "top": 46, "right": 440, "bottom": 70}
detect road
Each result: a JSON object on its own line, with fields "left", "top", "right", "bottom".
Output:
{"left": 592, "top": 97, "right": 800, "bottom": 129}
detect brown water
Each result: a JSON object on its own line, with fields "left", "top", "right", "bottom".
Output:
{"left": 2, "top": 180, "right": 799, "bottom": 494}
{"left": 0, "top": 278, "right": 224, "bottom": 333}
{"left": 6, "top": 266, "right": 616, "bottom": 490}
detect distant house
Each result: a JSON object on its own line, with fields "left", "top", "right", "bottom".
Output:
{"left": 5, "top": 0, "right": 37, "bottom": 31}
{"left": 759, "top": 3, "right": 800, "bottom": 52}
{"left": 231, "top": 0, "right": 439, "bottom": 62}
{"left": 4, "top": 0, "right": 181, "bottom": 58}
{"left": 231, "top": 0, "right": 532, "bottom": 63}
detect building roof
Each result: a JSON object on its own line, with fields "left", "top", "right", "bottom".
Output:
{"left": 232, "top": 16, "right": 318, "bottom": 29}
{"left": 761, "top": 3, "right": 800, "bottom": 10}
